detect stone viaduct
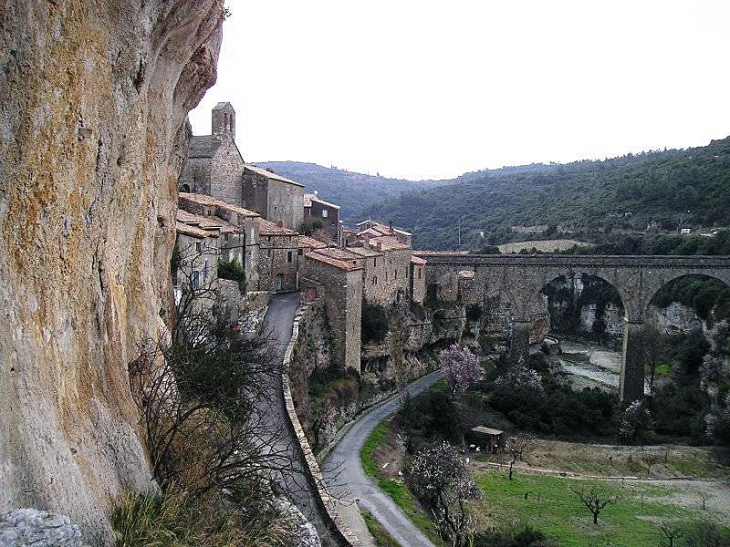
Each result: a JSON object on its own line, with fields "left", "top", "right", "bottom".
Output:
{"left": 416, "top": 253, "right": 730, "bottom": 402}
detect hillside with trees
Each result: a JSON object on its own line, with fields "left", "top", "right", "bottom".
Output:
{"left": 253, "top": 161, "right": 449, "bottom": 224}
{"left": 364, "top": 136, "right": 730, "bottom": 250}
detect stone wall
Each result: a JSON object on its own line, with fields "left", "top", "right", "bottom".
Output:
{"left": 179, "top": 156, "right": 212, "bottom": 194}
{"left": 258, "top": 234, "right": 299, "bottom": 292}
{"left": 0, "top": 1, "right": 225, "bottom": 543}
{"left": 362, "top": 249, "right": 410, "bottom": 306}
{"left": 209, "top": 138, "right": 244, "bottom": 206}
{"left": 280, "top": 307, "right": 359, "bottom": 547}
{"left": 301, "top": 258, "right": 362, "bottom": 372}
{"left": 266, "top": 178, "right": 304, "bottom": 231}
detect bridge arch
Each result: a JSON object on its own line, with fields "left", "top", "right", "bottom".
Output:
{"left": 643, "top": 271, "right": 730, "bottom": 320}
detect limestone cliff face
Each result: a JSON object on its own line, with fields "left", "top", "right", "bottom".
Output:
{"left": 0, "top": 1, "right": 224, "bottom": 543}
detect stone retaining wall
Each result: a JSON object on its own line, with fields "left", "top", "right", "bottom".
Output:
{"left": 281, "top": 305, "right": 360, "bottom": 547}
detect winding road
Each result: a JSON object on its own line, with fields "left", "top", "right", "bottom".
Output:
{"left": 323, "top": 370, "right": 444, "bottom": 547}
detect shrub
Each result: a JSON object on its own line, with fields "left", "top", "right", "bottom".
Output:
{"left": 217, "top": 259, "right": 246, "bottom": 291}
{"left": 362, "top": 301, "right": 389, "bottom": 343}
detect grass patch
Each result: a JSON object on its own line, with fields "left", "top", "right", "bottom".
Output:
{"left": 361, "top": 509, "right": 400, "bottom": 547}
{"left": 475, "top": 471, "right": 724, "bottom": 547}
{"left": 562, "top": 352, "right": 591, "bottom": 363}
{"left": 360, "top": 419, "right": 445, "bottom": 545}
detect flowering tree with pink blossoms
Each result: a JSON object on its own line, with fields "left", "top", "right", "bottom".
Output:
{"left": 439, "top": 344, "right": 482, "bottom": 396}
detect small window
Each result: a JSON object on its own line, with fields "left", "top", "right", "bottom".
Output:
{"left": 373, "top": 258, "right": 377, "bottom": 267}
{"left": 267, "top": 249, "right": 272, "bottom": 257}
{"left": 195, "top": 242, "right": 201, "bottom": 252}
{"left": 298, "top": 249, "right": 303, "bottom": 256}
{"left": 224, "top": 233, "right": 230, "bottom": 241}
{"left": 322, "top": 209, "right": 328, "bottom": 218}
{"left": 287, "top": 251, "right": 293, "bottom": 263}
{"left": 192, "top": 271, "right": 200, "bottom": 290}
{"left": 394, "top": 270, "right": 397, "bottom": 280}
{"left": 406, "top": 268, "right": 409, "bottom": 279}
{"left": 385, "top": 271, "right": 388, "bottom": 281}
{"left": 373, "top": 276, "right": 378, "bottom": 286}
{"left": 418, "top": 268, "right": 422, "bottom": 279}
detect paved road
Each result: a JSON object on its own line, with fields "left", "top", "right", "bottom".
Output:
{"left": 322, "top": 370, "right": 444, "bottom": 547}
{"left": 255, "top": 292, "right": 334, "bottom": 544}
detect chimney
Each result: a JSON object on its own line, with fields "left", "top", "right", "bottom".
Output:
{"left": 363, "top": 236, "right": 370, "bottom": 249}
{"left": 389, "top": 221, "right": 394, "bottom": 234}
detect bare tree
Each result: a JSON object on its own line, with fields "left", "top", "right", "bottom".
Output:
{"left": 505, "top": 434, "right": 533, "bottom": 480}
{"left": 641, "top": 453, "right": 661, "bottom": 477}
{"left": 406, "top": 442, "right": 480, "bottom": 546}
{"left": 570, "top": 484, "right": 620, "bottom": 525}
{"left": 642, "top": 323, "right": 669, "bottom": 395}
{"left": 698, "top": 491, "right": 711, "bottom": 510}
{"left": 657, "top": 522, "right": 683, "bottom": 547}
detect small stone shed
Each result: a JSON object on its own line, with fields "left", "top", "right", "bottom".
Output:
{"left": 470, "top": 426, "right": 504, "bottom": 453}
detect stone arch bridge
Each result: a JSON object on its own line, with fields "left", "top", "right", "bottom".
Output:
{"left": 416, "top": 253, "right": 730, "bottom": 402}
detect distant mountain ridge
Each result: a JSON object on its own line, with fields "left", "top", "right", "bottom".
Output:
{"left": 252, "top": 161, "right": 449, "bottom": 224}
{"left": 257, "top": 136, "right": 730, "bottom": 250}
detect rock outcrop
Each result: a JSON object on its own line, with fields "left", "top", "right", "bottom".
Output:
{"left": 0, "top": 1, "right": 225, "bottom": 544}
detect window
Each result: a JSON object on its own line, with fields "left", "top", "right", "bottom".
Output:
{"left": 373, "top": 276, "right": 378, "bottom": 286}
{"left": 394, "top": 270, "right": 397, "bottom": 280}
{"left": 195, "top": 242, "right": 201, "bottom": 252}
{"left": 192, "top": 270, "right": 200, "bottom": 290}
{"left": 385, "top": 271, "right": 388, "bottom": 281}
{"left": 298, "top": 249, "right": 303, "bottom": 256}
{"left": 267, "top": 249, "right": 272, "bottom": 257}
{"left": 322, "top": 209, "right": 328, "bottom": 218}
{"left": 418, "top": 268, "right": 422, "bottom": 279}
{"left": 406, "top": 268, "right": 409, "bottom": 279}
{"left": 224, "top": 233, "right": 230, "bottom": 242}
{"left": 287, "top": 251, "right": 293, "bottom": 263}
{"left": 373, "top": 258, "right": 377, "bottom": 267}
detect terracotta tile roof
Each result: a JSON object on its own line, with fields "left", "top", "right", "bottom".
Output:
{"left": 259, "top": 219, "right": 298, "bottom": 236}
{"left": 298, "top": 235, "right": 328, "bottom": 249}
{"left": 314, "top": 248, "right": 364, "bottom": 262}
{"left": 410, "top": 256, "right": 427, "bottom": 265}
{"left": 175, "top": 221, "right": 215, "bottom": 239}
{"left": 306, "top": 250, "right": 363, "bottom": 272}
{"left": 304, "top": 193, "right": 341, "bottom": 209}
{"left": 370, "top": 235, "right": 411, "bottom": 251}
{"left": 244, "top": 165, "right": 305, "bottom": 187}
{"left": 346, "top": 246, "right": 383, "bottom": 258}
{"left": 356, "top": 219, "right": 411, "bottom": 237}
{"left": 179, "top": 192, "right": 259, "bottom": 218}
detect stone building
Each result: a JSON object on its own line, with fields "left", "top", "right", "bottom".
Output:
{"left": 302, "top": 248, "right": 364, "bottom": 372}
{"left": 179, "top": 102, "right": 245, "bottom": 206}
{"left": 258, "top": 220, "right": 300, "bottom": 292}
{"left": 178, "top": 192, "right": 261, "bottom": 292}
{"left": 241, "top": 164, "right": 305, "bottom": 231}
{"left": 174, "top": 219, "right": 220, "bottom": 310}
{"left": 303, "top": 192, "right": 343, "bottom": 245}
{"left": 355, "top": 219, "right": 412, "bottom": 247}
{"left": 410, "top": 256, "right": 427, "bottom": 304}
{"left": 179, "top": 102, "right": 306, "bottom": 232}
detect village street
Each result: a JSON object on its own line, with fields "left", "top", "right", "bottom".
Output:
{"left": 323, "top": 369, "right": 444, "bottom": 547}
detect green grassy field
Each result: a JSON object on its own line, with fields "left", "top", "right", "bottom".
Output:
{"left": 360, "top": 419, "right": 444, "bottom": 545}
{"left": 475, "top": 471, "right": 723, "bottom": 547}
{"left": 361, "top": 509, "right": 400, "bottom": 547}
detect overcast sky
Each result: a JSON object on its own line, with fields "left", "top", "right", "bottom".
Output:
{"left": 189, "top": 1, "right": 730, "bottom": 180}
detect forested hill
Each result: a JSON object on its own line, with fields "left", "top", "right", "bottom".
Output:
{"left": 364, "top": 136, "right": 730, "bottom": 250}
{"left": 253, "top": 161, "right": 449, "bottom": 224}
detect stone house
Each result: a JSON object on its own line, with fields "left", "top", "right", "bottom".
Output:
{"left": 410, "top": 256, "right": 427, "bottom": 304}
{"left": 258, "top": 220, "right": 300, "bottom": 292}
{"left": 302, "top": 248, "right": 364, "bottom": 372}
{"left": 241, "top": 164, "right": 305, "bottom": 231}
{"left": 178, "top": 192, "right": 261, "bottom": 292}
{"left": 174, "top": 220, "right": 220, "bottom": 306}
{"left": 355, "top": 219, "right": 412, "bottom": 247}
{"left": 303, "top": 192, "right": 343, "bottom": 245}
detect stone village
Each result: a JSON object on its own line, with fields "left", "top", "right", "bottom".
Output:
{"left": 175, "top": 102, "right": 429, "bottom": 377}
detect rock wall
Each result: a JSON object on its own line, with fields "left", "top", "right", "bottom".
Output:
{"left": 0, "top": 1, "right": 225, "bottom": 544}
